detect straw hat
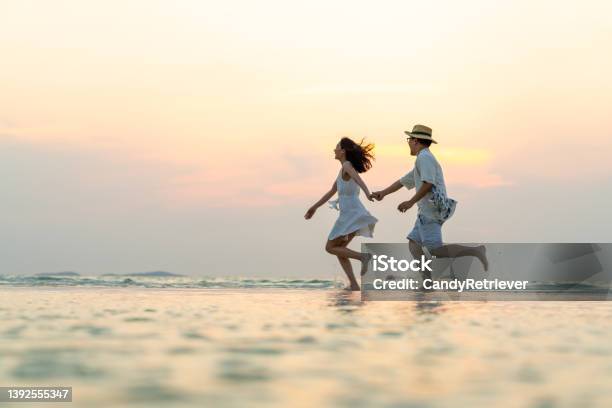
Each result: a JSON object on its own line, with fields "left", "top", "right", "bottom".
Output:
{"left": 404, "top": 124, "right": 437, "bottom": 144}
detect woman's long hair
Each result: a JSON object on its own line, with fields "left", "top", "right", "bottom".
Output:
{"left": 340, "top": 137, "right": 374, "bottom": 173}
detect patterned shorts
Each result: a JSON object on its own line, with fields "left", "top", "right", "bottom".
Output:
{"left": 407, "top": 214, "right": 443, "bottom": 250}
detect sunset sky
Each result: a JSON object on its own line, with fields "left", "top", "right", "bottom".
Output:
{"left": 2, "top": 0, "right": 611, "bottom": 277}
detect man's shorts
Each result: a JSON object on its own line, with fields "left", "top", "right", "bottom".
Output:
{"left": 407, "top": 214, "right": 443, "bottom": 250}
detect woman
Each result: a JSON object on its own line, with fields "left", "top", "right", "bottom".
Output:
{"left": 304, "top": 137, "right": 378, "bottom": 291}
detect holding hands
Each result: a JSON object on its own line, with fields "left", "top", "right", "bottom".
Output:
{"left": 371, "top": 180, "right": 420, "bottom": 214}
{"left": 370, "top": 188, "right": 416, "bottom": 214}
{"left": 370, "top": 191, "right": 385, "bottom": 201}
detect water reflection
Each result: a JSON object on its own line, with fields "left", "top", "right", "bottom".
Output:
{"left": 327, "top": 290, "right": 364, "bottom": 314}
{"left": 414, "top": 299, "right": 445, "bottom": 317}
{"left": 3, "top": 289, "right": 612, "bottom": 407}
{"left": 327, "top": 289, "right": 447, "bottom": 320}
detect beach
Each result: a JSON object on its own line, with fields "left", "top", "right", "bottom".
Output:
{"left": 3, "top": 1, "right": 612, "bottom": 406}
{"left": 2, "top": 284, "right": 612, "bottom": 407}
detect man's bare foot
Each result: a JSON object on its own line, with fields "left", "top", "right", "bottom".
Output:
{"left": 360, "top": 253, "right": 373, "bottom": 276}
{"left": 476, "top": 245, "right": 489, "bottom": 271}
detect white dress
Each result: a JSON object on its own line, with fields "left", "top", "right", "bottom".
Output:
{"left": 328, "top": 171, "right": 378, "bottom": 240}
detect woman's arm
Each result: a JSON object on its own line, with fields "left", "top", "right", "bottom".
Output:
{"left": 304, "top": 180, "right": 337, "bottom": 219}
{"left": 342, "top": 162, "right": 373, "bottom": 201}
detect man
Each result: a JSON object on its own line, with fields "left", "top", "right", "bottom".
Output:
{"left": 372, "top": 124, "right": 488, "bottom": 276}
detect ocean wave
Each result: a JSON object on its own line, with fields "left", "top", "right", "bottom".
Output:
{"left": 0, "top": 275, "right": 343, "bottom": 289}
{"left": 1, "top": 275, "right": 609, "bottom": 292}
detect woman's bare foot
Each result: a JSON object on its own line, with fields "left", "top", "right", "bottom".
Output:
{"left": 343, "top": 284, "right": 361, "bottom": 291}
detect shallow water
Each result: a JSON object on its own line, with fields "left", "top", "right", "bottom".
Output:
{"left": 2, "top": 287, "right": 612, "bottom": 407}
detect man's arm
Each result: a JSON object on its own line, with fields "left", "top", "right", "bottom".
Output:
{"left": 397, "top": 182, "right": 433, "bottom": 212}
{"left": 372, "top": 180, "right": 403, "bottom": 201}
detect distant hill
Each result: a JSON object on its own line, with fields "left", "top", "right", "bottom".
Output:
{"left": 101, "top": 271, "right": 184, "bottom": 277}
{"left": 35, "top": 271, "right": 80, "bottom": 277}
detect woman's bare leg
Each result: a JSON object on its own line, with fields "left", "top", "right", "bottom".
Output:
{"left": 326, "top": 233, "right": 360, "bottom": 291}
{"left": 325, "top": 237, "right": 362, "bottom": 260}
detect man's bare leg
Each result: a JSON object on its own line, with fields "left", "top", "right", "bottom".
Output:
{"left": 408, "top": 239, "right": 424, "bottom": 259}
{"left": 430, "top": 244, "right": 488, "bottom": 271}
{"left": 408, "top": 239, "right": 431, "bottom": 281}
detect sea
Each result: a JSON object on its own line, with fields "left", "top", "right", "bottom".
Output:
{"left": 1, "top": 275, "right": 612, "bottom": 407}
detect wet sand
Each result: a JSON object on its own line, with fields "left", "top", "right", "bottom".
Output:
{"left": 2, "top": 287, "right": 612, "bottom": 407}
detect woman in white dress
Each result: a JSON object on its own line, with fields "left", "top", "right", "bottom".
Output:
{"left": 304, "top": 138, "right": 378, "bottom": 291}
